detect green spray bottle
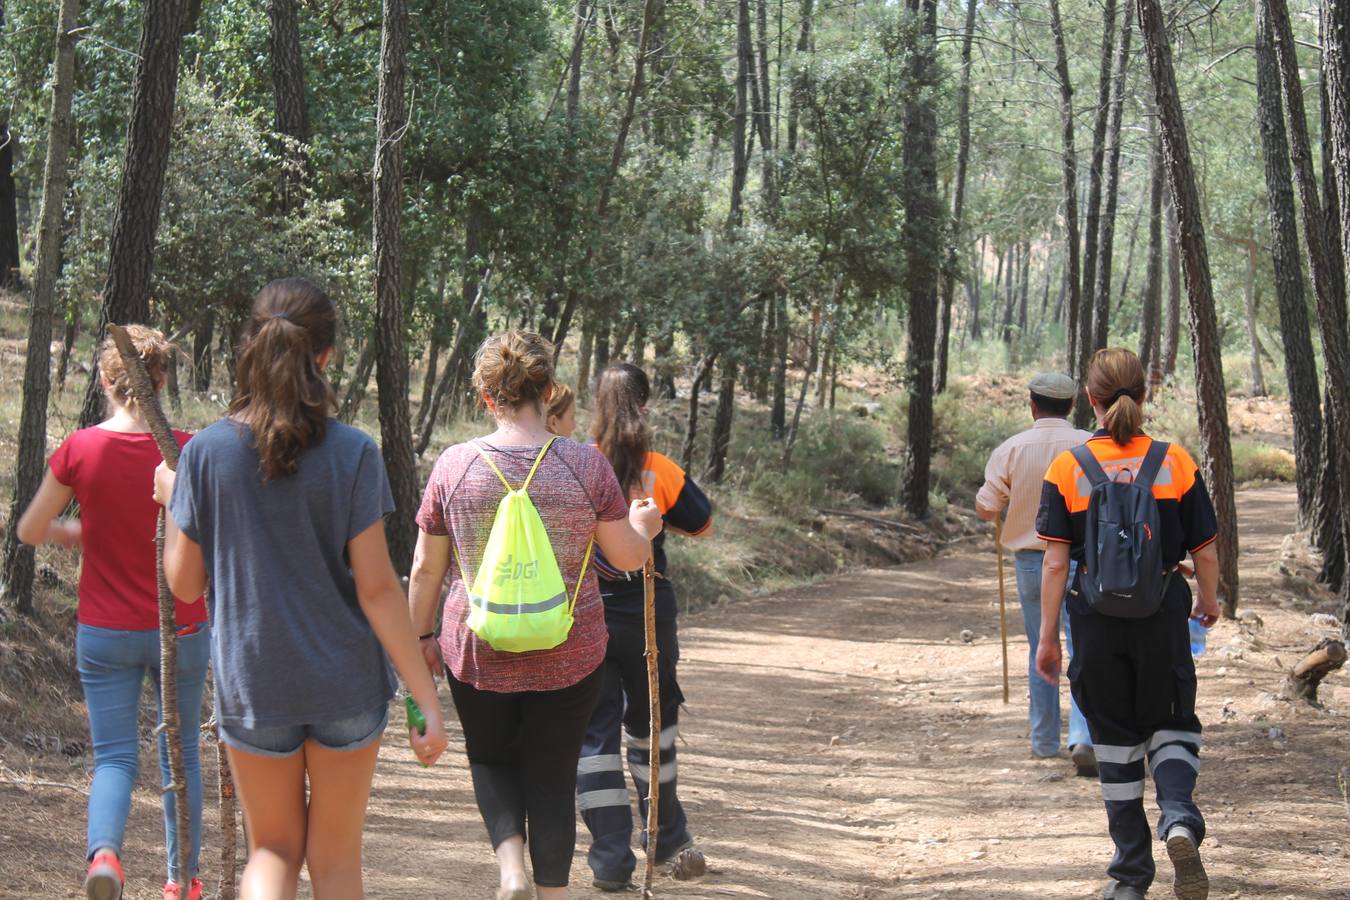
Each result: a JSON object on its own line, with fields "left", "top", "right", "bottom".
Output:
{"left": 405, "top": 696, "right": 430, "bottom": 767}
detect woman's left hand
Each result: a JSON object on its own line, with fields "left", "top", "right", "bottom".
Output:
{"left": 152, "top": 461, "right": 175, "bottom": 507}
{"left": 410, "top": 708, "right": 449, "bottom": 766}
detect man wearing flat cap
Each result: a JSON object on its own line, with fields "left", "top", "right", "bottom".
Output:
{"left": 976, "top": 373, "right": 1097, "bottom": 776}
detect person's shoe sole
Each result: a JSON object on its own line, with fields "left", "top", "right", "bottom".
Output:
{"left": 591, "top": 877, "right": 632, "bottom": 893}
{"left": 84, "top": 870, "right": 121, "bottom": 900}
{"left": 1166, "top": 831, "right": 1209, "bottom": 900}
{"left": 1071, "top": 744, "right": 1099, "bottom": 778}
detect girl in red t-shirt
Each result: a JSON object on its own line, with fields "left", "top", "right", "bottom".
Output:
{"left": 17, "top": 326, "right": 208, "bottom": 900}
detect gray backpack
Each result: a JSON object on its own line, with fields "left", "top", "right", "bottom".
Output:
{"left": 1070, "top": 440, "right": 1171, "bottom": 618}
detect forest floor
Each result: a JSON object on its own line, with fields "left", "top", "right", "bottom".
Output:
{"left": 2, "top": 483, "right": 1346, "bottom": 899}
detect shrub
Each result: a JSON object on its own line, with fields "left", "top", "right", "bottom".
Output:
{"left": 1232, "top": 440, "right": 1296, "bottom": 484}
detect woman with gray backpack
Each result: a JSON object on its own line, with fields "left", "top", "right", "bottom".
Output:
{"left": 1034, "top": 348, "right": 1220, "bottom": 900}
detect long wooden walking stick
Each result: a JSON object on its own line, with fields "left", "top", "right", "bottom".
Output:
{"left": 641, "top": 551, "right": 661, "bottom": 899}
{"left": 106, "top": 324, "right": 191, "bottom": 886}
{"left": 107, "top": 325, "right": 237, "bottom": 896}
{"left": 995, "top": 516, "right": 1010, "bottom": 704}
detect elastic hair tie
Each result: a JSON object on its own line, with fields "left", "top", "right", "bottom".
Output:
{"left": 270, "top": 312, "right": 290, "bottom": 321}
{"left": 1112, "top": 387, "right": 1133, "bottom": 402}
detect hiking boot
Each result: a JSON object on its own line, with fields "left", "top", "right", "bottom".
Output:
{"left": 164, "top": 879, "right": 203, "bottom": 899}
{"left": 1071, "top": 743, "right": 1099, "bottom": 777}
{"left": 1165, "top": 825, "right": 1209, "bottom": 900}
{"left": 84, "top": 850, "right": 124, "bottom": 900}
{"left": 1100, "top": 881, "right": 1146, "bottom": 899}
{"left": 591, "top": 876, "right": 632, "bottom": 893}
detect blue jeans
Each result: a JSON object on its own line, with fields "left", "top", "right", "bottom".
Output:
{"left": 1013, "top": 551, "right": 1090, "bottom": 755}
{"left": 76, "top": 623, "right": 210, "bottom": 882}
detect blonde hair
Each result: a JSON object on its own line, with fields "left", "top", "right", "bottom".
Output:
{"left": 1086, "top": 347, "right": 1147, "bottom": 445}
{"left": 547, "top": 382, "right": 575, "bottom": 421}
{"left": 97, "top": 325, "right": 174, "bottom": 411}
{"left": 472, "top": 331, "right": 554, "bottom": 411}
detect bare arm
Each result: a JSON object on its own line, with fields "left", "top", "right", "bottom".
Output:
{"left": 349, "top": 519, "right": 448, "bottom": 765}
{"left": 153, "top": 464, "right": 208, "bottom": 600}
{"left": 408, "top": 529, "right": 452, "bottom": 676}
{"left": 1034, "top": 540, "right": 1072, "bottom": 684}
{"left": 1189, "top": 541, "right": 1220, "bottom": 625}
{"left": 16, "top": 470, "right": 80, "bottom": 547}
{"left": 594, "top": 498, "right": 664, "bottom": 570}
{"left": 667, "top": 521, "right": 715, "bottom": 539}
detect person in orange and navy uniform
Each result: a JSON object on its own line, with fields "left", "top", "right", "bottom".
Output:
{"left": 1035, "top": 348, "right": 1220, "bottom": 900}
{"left": 573, "top": 364, "right": 714, "bottom": 893}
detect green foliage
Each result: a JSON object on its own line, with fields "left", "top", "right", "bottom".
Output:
{"left": 1231, "top": 440, "right": 1296, "bottom": 484}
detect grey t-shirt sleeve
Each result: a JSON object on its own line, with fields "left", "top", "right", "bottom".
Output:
{"left": 348, "top": 439, "right": 397, "bottom": 543}
{"left": 168, "top": 441, "right": 205, "bottom": 546}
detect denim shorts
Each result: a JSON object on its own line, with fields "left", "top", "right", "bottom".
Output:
{"left": 219, "top": 704, "right": 389, "bottom": 758}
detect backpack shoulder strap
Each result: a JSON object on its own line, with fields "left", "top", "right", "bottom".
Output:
{"left": 472, "top": 442, "right": 515, "bottom": 491}
{"left": 1070, "top": 444, "right": 1110, "bottom": 489}
{"left": 520, "top": 436, "right": 557, "bottom": 494}
{"left": 1134, "top": 440, "right": 1171, "bottom": 490}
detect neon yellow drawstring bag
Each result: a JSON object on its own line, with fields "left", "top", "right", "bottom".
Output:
{"left": 454, "top": 437, "right": 594, "bottom": 653}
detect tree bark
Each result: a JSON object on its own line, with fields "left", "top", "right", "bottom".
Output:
{"left": 1092, "top": 8, "right": 1133, "bottom": 354}
{"left": 78, "top": 0, "right": 189, "bottom": 427}
{"left": 1139, "top": 117, "right": 1164, "bottom": 399}
{"left": 1048, "top": 0, "right": 1082, "bottom": 378}
{"left": 268, "top": 0, "right": 310, "bottom": 210}
{"left": 372, "top": 0, "right": 418, "bottom": 573}
{"left": 899, "top": 0, "right": 940, "bottom": 520}
{"left": 1242, "top": 239, "right": 1266, "bottom": 397}
{"left": 1137, "top": 0, "right": 1241, "bottom": 615}
{"left": 1079, "top": 0, "right": 1118, "bottom": 390}
{"left": 2, "top": 0, "right": 79, "bottom": 616}
{"left": 782, "top": 301, "right": 822, "bottom": 471}
{"left": 1310, "top": 0, "right": 1350, "bottom": 616}
{"left": 936, "top": 0, "right": 978, "bottom": 395}
{"left": 0, "top": 120, "right": 18, "bottom": 290}
{"left": 1162, "top": 182, "right": 1181, "bottom": 378}
{"left": 1254, "top": 3, "right": 1322, "bottom": 527}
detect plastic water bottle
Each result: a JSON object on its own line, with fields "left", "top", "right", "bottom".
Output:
{"left": 1188, "top": 618, "right": 1207, "bottom": 657}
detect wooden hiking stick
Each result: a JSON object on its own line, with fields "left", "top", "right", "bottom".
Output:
{"left": 994, "top": 516, "right": 1009, "bottom": 705}
{"left": 106, "top": 325, "right": 236, "bottom": 896}
{"left": 642, "top": 551, "right": 660, "bottom": 899}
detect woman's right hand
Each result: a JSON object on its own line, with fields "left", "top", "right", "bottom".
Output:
{"left": 629, "top": 497, "right": 663, "bottom": 541}
{"left": 410, "top": 707, "right": 449, "bottom": 766}
{"left": 152, "top": 461, "right": 175, "bottom": 507}
{"left": 420, "top": 636, "right": 444, "bottom": 678}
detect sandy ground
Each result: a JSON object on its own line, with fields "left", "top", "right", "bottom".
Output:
{"left": 2, "top": 484, "right": 1347, "bottom": 899}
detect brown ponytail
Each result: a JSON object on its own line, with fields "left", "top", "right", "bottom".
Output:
{"left": 1086, "top": 347, "right": 1147, "bottom": 445}
{"left": 592, "top": 363, "right": 651, "bottom": 498}
{"left": 230, "top": 278, "right": 337, "bottom": 480}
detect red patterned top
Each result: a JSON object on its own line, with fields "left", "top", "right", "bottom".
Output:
{"left": 416, "top": 438, "right": 628, "bottom": 692}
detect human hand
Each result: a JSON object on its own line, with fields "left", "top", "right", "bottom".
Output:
{"left": 1034, "top": 637, "right": 1062, "bottom": 686}
{"left": 1192, "top": 593, "right": 1220, "bottom": 628}
{"left": 1175, "top": 562, "right": 1195, "bottom": 578}
{"left": 420, "top": 636, "right": 444, "bottom": 678}
{"left": 629, "top": 498, "right": 663, "bottom": 541}
{"left": 409, "top": 708, "right": 449, "bottom": 766}
{"left": 152, "top": 462, "right": 175, "bottom": 507}
{"left": 51, "top": 520, "right": 82, "bottom": 548}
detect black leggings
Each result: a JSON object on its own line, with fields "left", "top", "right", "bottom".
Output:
{"left": 447, "top": 666, "right": 604, "bottom": 887}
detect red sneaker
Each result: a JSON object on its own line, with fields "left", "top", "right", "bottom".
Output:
{"left": 164, "top": 879, "right": 204, "bottom": 900}
{"left": 84, "top": 850, "right": 124, "bottom": 900}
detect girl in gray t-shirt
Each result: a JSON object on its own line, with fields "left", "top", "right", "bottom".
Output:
{"left": 156, "top": 278, "right": 448, "bottom": 899}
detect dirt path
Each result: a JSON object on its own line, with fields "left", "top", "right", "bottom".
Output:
{"left": 3, "top": 485, "right": 1347, "bottom": 898}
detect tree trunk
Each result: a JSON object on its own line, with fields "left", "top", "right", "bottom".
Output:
{"left": 770, "top": 289, "right": 788, "bottom": 437}
{"left": 1079, "top": 0, "right": 1118, "bottom": 388}
{"left": 1048, "top": 0, "right": 1083, "bottom": 378}
{"left": 971, "top": 235, "right": 985, "bottom": 339}
{"left": 78, "top": 0, "right": 189, "bottom": 427}
{"left": 1115, "top": 198, "right": 1144, "bottom": 315}
{"left": 936, "top": 0, "right": 978, "bottom": 395}
{"left": 680, "top": 354, "right": 717, "bottom": 474}
{"left": 372, "top": 0, "right": 417, "bottom": 573}
{"left": 1137, "top": 0, "right": 1240, "bottom": 616}
{"left": 1310, "top": 0, "right": 1350, "bottom": 616}
{"left": 577, "top": 323, "right": 595, "bottom": 401}
{"left": 1255, "top": 2, "right": 1322, "bottom": 527}
{"left": 1016, "top": 240, "right": 1031, "bottom": 354}
{"left": 781, "top": 302, "right": 821, "bottom": 471}
{"left": 1162, "top": 183, "right": 1181, "bottom": 378}
{"left": 57, "top": 307, "right": 78, "bottom": 392}
{"left": 550, "top": 0, "right": 663, "bottom": 356}
{"left": 1139, "top": 117, "right": 1164, "bottom": 400}
{"left": 268, "top": 0, "right": 310, "bottom": 210}
{"left": 1243, "top": 239, "right": 1266, "bottom": 397}
{"left": 1, "top": 0, "right": 79, "bottom": 616}
{"left": 0, "top": 120, "right": 18, "bottom": 290}
{"left": 191, "top": 310, "right": 213, "bottom": 393}
{"left": 706, "top": 361, "right": 737, "bottom": 483}
{"left": 899, "top": 0, "right": 940, "bottom": 520}
{"left": 1001, "top": 246, "right": 1017, "bottom": 345}
{"left": 1092, "top": 8, "right": 1132, "bottom": 355}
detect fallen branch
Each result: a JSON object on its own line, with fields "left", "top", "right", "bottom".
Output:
{"left": 0, "top": 776, "right": 89, "bottom": 795}
{"left": 816, "top": 508, "right": 935, "bottom": 538}
{"left": 1285, "top": 639, "right": 1347, "bottom": 704}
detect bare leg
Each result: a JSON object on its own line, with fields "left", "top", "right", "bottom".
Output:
{"left": 226, "top": 746, "right": 306, "bottom": 900}
{"left": 303, "top": 738, "right": 380, "bottom": 899}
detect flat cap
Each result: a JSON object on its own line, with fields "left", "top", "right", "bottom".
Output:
{"left": 1028, "top": 372, "right": 1078, "bottom": 400}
